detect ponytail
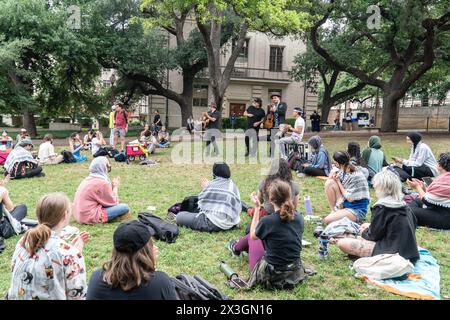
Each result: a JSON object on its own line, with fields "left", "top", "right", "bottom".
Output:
{"left": 21, "top": 224, "right": 52, "bottom": 256}
{"left": 268, "top": 179, "right": 296, "bottom": 222}
{"left": 20, "top": 192, "right": 71, "bottom": 256}
{"left": 279, "top": 200, "right": 295, "bottom": 222}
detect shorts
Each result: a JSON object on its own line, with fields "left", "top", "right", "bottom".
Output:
{"left": 113, "top": 128, "right": 126, "bottom": 137}
{"left": 343, "top": 199, "right": 369, "bottom": 223}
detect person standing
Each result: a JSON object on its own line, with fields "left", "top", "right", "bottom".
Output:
{"left": 277, "top": 108, "right": 305, "bottom": 161}
{"left": 230, "top": 112, "right": 237, "bottom": 130}
{"left": 268, "top": 93, "right": 287, "bottom": 157}
{"left": 310, "top": 110, "right": 321, "bottom": 132}
{"left": 334, "top": 110, "right": 341, "bottom": 130}
{"left": 153, "top": 110, "right": 162, "bottom": 133}
{"left": 203, "top": 102, "right": 221, "bottom": 157}
{"left": 113, "top": 104, "right": 128, "bottom": 152}
{"left": 244, "top": 98, "right": 265, "bottom": 157}
{"left": 108, "top": 105, "right": 116, "bottom": 146}
{"left": 344, "top": 108, "right": 353, "bottom": 131}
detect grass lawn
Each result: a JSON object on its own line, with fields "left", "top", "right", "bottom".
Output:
{"left": 0, "top": 134, "right": 449, "bottom": 300}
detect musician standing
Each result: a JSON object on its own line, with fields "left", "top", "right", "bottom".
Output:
{"left": 244, "top": 98, "right": 265, "bottom": 157}
{"left": 203, "top": 102, "right": 221, "bottom": 157}
{"left": 268, "top": 92, "right": 287, "bottom": 157}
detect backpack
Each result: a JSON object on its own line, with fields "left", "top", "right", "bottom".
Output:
{"left": 138, "top": 212, "right": 179, "bottom": 243}
{"left": 180, "top": 196, "right": 199, "bottom": 213}
{"left": 93, "top": 147, "right": 109, "bottom": 158}
{"left": 168, "top": 203, "right": 182, "bottom": 215}
{"left": 288, "top": 151, "right": 307, "bottom": 172}
{"left": 352, "top": 253, "right": 414, "bottom": 280}
{"left": 0, "top": 205, "right": 27, "bottom": 239}
{"left": 61, "top": 150, "right": 76, "bottom": 163}
{"left": 172, "top": 273, "right": 229, "bottom": 300}
{"left": 114, "top": 152, "right": 126, "bottom": 162}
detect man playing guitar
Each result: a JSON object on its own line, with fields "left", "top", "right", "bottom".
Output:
{"left": 202, "top": 102, "right": 221, "bottom": 157}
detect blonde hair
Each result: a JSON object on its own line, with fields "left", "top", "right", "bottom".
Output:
{"left": 269, "top": 179, "right": 295, "bottom": 222}
{"left": 102, "top": 239, "right": 156, "bottom": 291}
{"left": 372, "top": 169, "right": 403, "bottom": 202}
{"left": 21, "top": 193, "right": 71, "bottom": 256}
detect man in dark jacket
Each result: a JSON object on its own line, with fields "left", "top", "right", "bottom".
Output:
{"left": 268, "top": 92, "right": 287, "bottom": 157}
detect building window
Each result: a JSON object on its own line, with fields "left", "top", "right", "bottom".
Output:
{"left": 102, "top": 80, "right": 111, "bottom": 87}
{"left": 269, "top": 46, "right": 284, "bottom": 72}
{"left": 232, "top": 38, "right": 249, "bottom": 61}
{"left": 193, "top": 85, "right": 208, "bottom": 107}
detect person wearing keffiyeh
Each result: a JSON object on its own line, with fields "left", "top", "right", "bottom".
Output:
{"left": 407, "top": 152, "right": 450, "bottom": 230}
{"left": 176, "top": 162, "right": 241, "bottom": 232}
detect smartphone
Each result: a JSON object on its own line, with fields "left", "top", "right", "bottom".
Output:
{"left": 422, "top": 177, "right": 434, "bottom": 187}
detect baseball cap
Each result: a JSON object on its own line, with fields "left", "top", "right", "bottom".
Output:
{"left": 20, "top": 138, "right": 33, "bottom": 147}
{"left": 113, "top": 221, "right": 154, "bottom": 253}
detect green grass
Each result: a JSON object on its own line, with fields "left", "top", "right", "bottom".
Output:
{"left": 0, "top": 134, "right": 449, "bottom": 300}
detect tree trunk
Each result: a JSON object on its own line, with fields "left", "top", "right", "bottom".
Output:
{"left": 319, "top": 100, "right": 333, "bottom": 124}
{"left": 23, "top": 109, "right": 37, "bottom": 138}
{"left": 380, "top": 94, "right": 401, "bottom": 132}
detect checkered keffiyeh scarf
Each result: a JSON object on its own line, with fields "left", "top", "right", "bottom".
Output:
{"left": 4, "top": 145, "right": 37, "bottom": 173}
{"left": 338, "top": 170, "right": 370, "bottom": 202}
{"left": 198, "top": 177, "right": 241, "bottom": 230}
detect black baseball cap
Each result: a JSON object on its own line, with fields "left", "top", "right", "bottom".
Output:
{"left": 113, "top": 221, "right": 154, "bottom": 253}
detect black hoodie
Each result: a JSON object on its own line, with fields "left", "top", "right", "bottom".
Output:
{"left": 362, "top": 204, "right": 420, "bottom": 263}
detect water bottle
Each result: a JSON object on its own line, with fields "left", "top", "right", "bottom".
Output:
{"left": 219, "top": 261, "right": 238, "bottom": 280}
{"left": 304, "top": 196, "right": 312, "bottom": 220}
{"left": 318, "top": 233, "right": 329, "bottom": 260}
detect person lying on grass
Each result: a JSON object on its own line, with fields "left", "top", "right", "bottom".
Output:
{"left": 176, "top": 162, "right": 241, "bottom": 232}
{"left": 8, "top": 192, "right": 89, "bottom": 300}
{"left": 324, "top": 151, "right": 370, "bottom": 225}
{"left": 73, "top": 157, "right": 131, "bottom": 224}
{"left": 87, "top": 220, "right": 177, "bottom": 300}
{"left": 335, "top": 169, "right": 419, "bottom": 263}
{"left": 407, "top": 152, "right": 450, "bottom": 230}
{"left": 228, "top": 179, "right": 306, "bottom": 289}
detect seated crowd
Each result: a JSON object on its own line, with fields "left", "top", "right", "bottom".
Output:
{"left": 1, "top": 127, "right": 448, "bottom": 300}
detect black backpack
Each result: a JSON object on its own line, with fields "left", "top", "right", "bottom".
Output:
{"left": 61, "top": 150, "right": 76, "bottom": 163}
{"left": 114, "top": 152, "right": 126, "bottom": 162}
{"left": 138, "top": 212, "right": 179, "bottom": 243}
{"left": 172, "top": 273, "right": 229, "bottom": 300}
{"left": 107, "top": 148, "right": 119, "bottom": 158}
{"left": 93, "top": 147, "right": 109, "bottom": 158}
{"left": 180, "top": 196, "right": 199, "bottom": 213}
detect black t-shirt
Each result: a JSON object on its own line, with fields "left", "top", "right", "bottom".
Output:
{"left": 246, "top": 106, "right": 266, "bottom": 129}
{"left": 255, "top": 211, "right": 304, "bottom": 268}
{"left": 153, "top": 114, "right": 161, "bottom": 125}
{"left": 206, "top": 111, "right": 221, "bottom": 129}
{"left": 310, "top": 114, "right": 320, "bottom": 123}
{"left": 86, "top": 269, "right": 177, "bottom": 300}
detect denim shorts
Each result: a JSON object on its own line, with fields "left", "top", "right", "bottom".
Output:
{"left": 343, "top": 198, "right": 369, "bottom": 223}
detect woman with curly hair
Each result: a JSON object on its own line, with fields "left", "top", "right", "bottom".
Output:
{"left": 407, "top": 152, "right": 450, "bottom": 230}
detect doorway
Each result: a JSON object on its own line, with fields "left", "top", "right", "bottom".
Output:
{"left": 229, "top": 103, "right": 246, "bottom": 117}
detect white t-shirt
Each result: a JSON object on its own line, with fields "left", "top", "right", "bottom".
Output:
{"left": 292, "top": 117, "right": 305, "bottom": 142}
{"left": 91, "top": 138, "right": 102, "bottom": 155}
{"left": 38, "top": 141, "right": 56, "bottom": 161}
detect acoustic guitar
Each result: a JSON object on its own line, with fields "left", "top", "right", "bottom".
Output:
{"left": 264, "top": 105, "right": 274, "bottom": 129}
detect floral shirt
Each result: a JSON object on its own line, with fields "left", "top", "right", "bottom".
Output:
{"left": 8, "top": 233, "right": 87, "bottom": 300}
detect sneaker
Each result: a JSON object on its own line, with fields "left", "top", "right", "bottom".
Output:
{"left": 167, "top": 211, "right": 177, "bottom": 223}
{"left": 227, "top": 240, "right": 241, "bottom": 257}
{"left": 116, "top": 212, "right": 132, "bottom": 222}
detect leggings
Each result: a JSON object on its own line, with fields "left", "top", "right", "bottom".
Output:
{"left": 234, "top": 234, "right": 265, "bottom": 271}
{"left": 176, "top": 211, "right": 222, "bottom": 232}
{"left": 302, "top": 166, "right": 327, "bottom": 177}
{"left": 393, "top": 165, "right": 434, "bottom": 182}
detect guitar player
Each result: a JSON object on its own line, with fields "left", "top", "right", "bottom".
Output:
{"left": 202, "top": 102, "right": 221, "bottom": 157}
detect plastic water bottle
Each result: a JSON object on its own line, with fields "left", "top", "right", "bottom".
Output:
{"left": 318, "top": 233, "right": 329, "bottom": 260}
{"left": 304, "top": 196, "right": 312, "bottom": 220}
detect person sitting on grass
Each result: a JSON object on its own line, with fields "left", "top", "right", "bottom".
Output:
{"left": 361, "top": 136, "right": 388, "bottom": 181}
{"left": 91, "top": 131, "right": 107, "bottom": 158}
{"left": 0, "top": 175, "right": 28, "bottom": 239}
{"left": 16, "top": 128, "right": 28, "bottom": 144}
{"left": 8, "top": 192, "right": 89, "bottom": 300}
{"left": 298, "top": 136, "right": 331, "bottom": 177}
{"left": 335, "top": 169, "right": 419, "bottom": 263}
{"left": 157, "top": 126, "right": 170, "bottom": 148}
{"left": 4, "top": 139, "right": 44, "bottom": 179}
{"left": 392, "top": 132, "right": 438, "bottom": 182}
{"left": 176, "top": 162, "right": 241, "bottom": 232}
{"left": 347, "top": 141, "right": 369, "bottom": 179}
{"left": 140, "top": 124, "right": 151, "bottom": 139}
{"left": 69, "top": 132, "right": 88, "bottom": 162}
{"left": 38, "top": 134, "right": 64, "bottom": 165}
{"left": 228, "top": 180, "right": 306, "bottom": 289}
{"left": 73, "top": 157, "right": 131, "bottom": 224}
{"left": 86, "top": 221, "right": 177, "bottom": 300}
{"left": 83, "top": 129, "right": 95, "bottom": 150}
{"left": 324, "top": 151, "right": 370, "bottom": 225}
{"left": 407, "top": 152, "right": 450, "bottom": 230}
{"left": 139, "top": 129, "right": 157, "bottom": 155}
{"left": 250, "top": 159, "right": 299, "bottom": 218}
